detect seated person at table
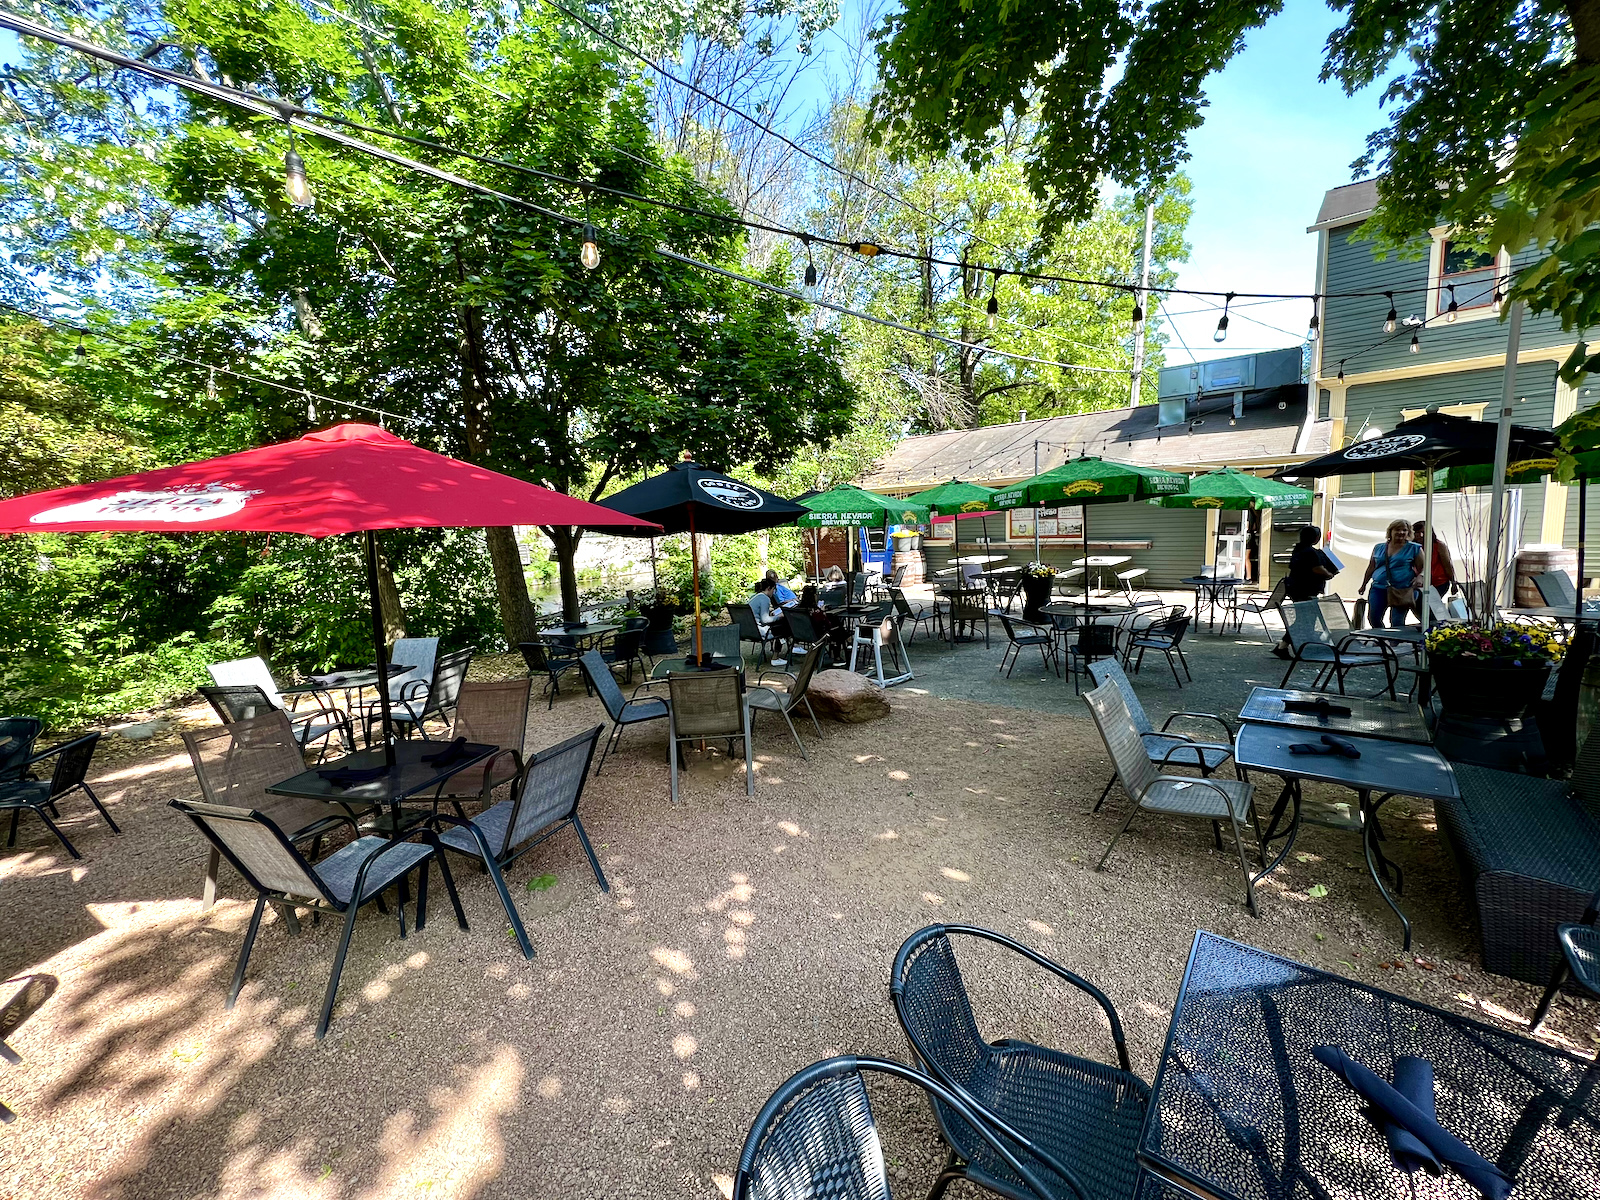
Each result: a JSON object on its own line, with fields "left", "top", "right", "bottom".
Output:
{"left": 764, "top": 568, "right": 798, "bottom": 607}
{"left": 799, "top": 584, "right": 847, "bottom": 652}
{"left": 750, "top": 577, "right": 793, "bottom": 656}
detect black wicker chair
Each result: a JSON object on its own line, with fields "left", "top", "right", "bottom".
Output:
{"left": 0, "top": 733, "right": 117, "bottom": 859}
{"left": 734, "top": 1054, "right": 1057, "bottom": 1200}
{"left": 890, "top": 924, "right": 1151, "bottom": 1200}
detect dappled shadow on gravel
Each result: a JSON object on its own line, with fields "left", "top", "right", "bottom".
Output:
{"left": 0, "top": 653, "right": 1594, "bottom": 1198}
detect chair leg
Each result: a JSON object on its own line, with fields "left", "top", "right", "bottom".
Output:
{"left": 6, "top": 807, "right": 18, "bottom": 848}
{"left": 1095, "top": 773, "right": 1118, "bottom": 812}
{"left": 596, "top": 723, "right": 622, "bottom": 775}
{"left": 1227, "top": 815, "right": 1260, "bottom": 917}
{"left": 1529, "top": 961, "right": 1569, "bottom": 1031}
{"left": 1167, "top": 649, "right": 1184, "bottom": 688}
{"left": 415, "top": 859, "right": 430, "bottom": 932}
{"left": 669, "top": 717, "right": 682, "bottom": 806}
{"left": 571, "top": 815, "right": 610, "bottom": 892}
{"left": 32, "top": 805, "right": 80, "bottom": 860}
{"left": 227, "top": 894, "right": 268, "bottom": 1009}
{"left": 742, "top": 705, "right": 755, "bottom": 798}
{"left": 202, "top": 846, "right": 222, "bottom": 911}
{"left": 77, "top": 783, "right": 119, "bottom": 834}
{"left": 1096, "top": 806, "right": 1142, "bottom": 871}
{"left": 802, "top": 697, "right": 823, "bottom": 739}
{"left": 317, "top": 902, "right": 363, "bottom": 1040}
{"left": 780, "top": 707, "right": 807, "bottom": 759}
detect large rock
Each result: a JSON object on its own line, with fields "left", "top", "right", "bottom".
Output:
{"left": 808, "top": 670, "right": 891, "bottom": 723}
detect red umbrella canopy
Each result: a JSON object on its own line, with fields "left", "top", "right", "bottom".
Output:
{"left": 0, "top": 423, "right": 659, "bottom": 536}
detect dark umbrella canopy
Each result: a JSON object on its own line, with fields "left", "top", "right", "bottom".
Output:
{"left": 1274, "top": 410, "right": 1558, "bottom": 479}
{"left": 599, "top": 461, "right": 806, "bottom": 535}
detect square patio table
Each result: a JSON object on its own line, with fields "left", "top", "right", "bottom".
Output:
{"left": 1238, "top": 687, "right": 1431, "bottom": 744}
{"left": 267, "top": 738, "right": 497, "bottom": 837}
{"left": 1139, "top": 931, "right": 1600, "bottom": 1200}
{"left": 1235, "top": 722, "right": 1457, "bottom": 949}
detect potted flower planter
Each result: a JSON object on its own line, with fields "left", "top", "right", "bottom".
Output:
{"left": 1021, "top": 575, "right": 1054, "bottom": 620}
{"left": 1430, "top": 658, "right": 1552, "bottom": 720}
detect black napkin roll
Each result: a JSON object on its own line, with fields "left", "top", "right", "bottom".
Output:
{"left": 315, "top": 764, "right": 387, "bottom": 787}
{"left": 421, "top": 736, "right": 471, "bottom": 767}
{"left": 1283, "top": 698, "right": 1352, "bottom": 718}
{"left": 1320, "top": 733, "right": 1361, "bottom": 758}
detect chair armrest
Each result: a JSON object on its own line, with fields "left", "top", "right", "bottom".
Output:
{"left": 19, "top": 740, "right": 70, "bottom": 769}
{"left": 756, "top": 668, "right": 798, "bottom": 688}
{"left": 1154, "top": 741, "right": 1233, "bottom": 770}
{"left": 1142, "top": 728, "right": 1196, "bottom": 745}
{"left": 631, "top": 679, "right": 670, "bottom": 697}
{"left": 938, "top": 925, "right": 1134, "bottom": 1073}
{"left": 398, "top": 679, "right": 431, "bottom": 703}
{"left": 1161, "top": 711, "right": 1235, "bottom": 739}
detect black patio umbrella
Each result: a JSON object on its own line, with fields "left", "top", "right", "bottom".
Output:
{"left": 599, "top": 459, "right": 807, "bottom": 663}
{"left": 1274, "top": 409, "right": 1559, "bottom": 640}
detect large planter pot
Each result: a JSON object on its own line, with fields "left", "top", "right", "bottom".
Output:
{"left": 1021, "top": 576, "right": 1054, "bottom": 621}
{"left": 1430, "top": 657, "right": 1552, "bottom": 719}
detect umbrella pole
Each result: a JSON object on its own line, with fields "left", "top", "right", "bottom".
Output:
{"left": 1083, "top": 506, "right": 1091, "bottom": 626}
{"left": 650, "top": 536, "right": 658, "bottom": 591}
{"left": 1579, "top": 473, "right": 1588, "bottom": 624}
{"left": 365, "top": 529, "right": 396, "bottom": 769}
{"left": 1422, "top": 464, "right": 1434, "bottom": 659}
{"left": 690, "top": 509, "right": 703, "bottom": 665}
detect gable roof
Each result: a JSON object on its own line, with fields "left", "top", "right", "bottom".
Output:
{"left": 1309, "top": 179, "right": 1380, "bottom": 232}
{"left": 859, "top": 390, "right": 1326, "bottom": 494}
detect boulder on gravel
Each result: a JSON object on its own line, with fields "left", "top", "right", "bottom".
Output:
{"left": 808, "top": 670, "right": 891, "bottom": 723}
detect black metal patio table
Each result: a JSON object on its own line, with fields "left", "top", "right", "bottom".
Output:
{"left": 267, "top": 738, "right": 496, "bottom": 835}
{"left": 1139, "top": 931, "right": 1600, "bottom": 1200}
{"left": 281, "top": 663, "right": 414, "bottom": 746}
{"left": 1238, "top": 687, "right": 1432, "bottom": 745}
{"left": 1235, "top": 720, "right": 1457, "bottom": 949}
{"left": 1181, "top": 575, "right": 1246, "bottom": 634}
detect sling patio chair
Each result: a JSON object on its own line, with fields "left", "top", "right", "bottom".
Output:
{"left": 201, "top": 678, "right": 353, "bottom": 758}
{"left": 888, "top": 584, "right": 942, "bottom": 643}
{"left": 0, "top": 732, "right": 117, "bottom": 860}
{"left": 0, "top": 717, "right": 43, "bottom": 783}
{"left": 734, "top": 1055, "right": 1056, "bottom": 1200}
{"left": 1084, "top": 681, "right": 1264, "bottom": 916}
{"left": 579, "top": 650, "right": 670, "bottom": 773}
{"left": 728, "top": 602, "right": 777, "bottom": 664}
{"left": 782, "top": 608, "right": 838, "bottom": 665}
{"left": 365, "top": 647, "right": 473, "bottom": 740}
{"left": 599, "top": 626, "right": 649, "bottom": 683}
{"left": 1529, "top": 883, "right": 1600, "bottom": 1030}
{"left": 1122, "top": 609, "right": 1193, "bottom": 688}
{"left": 891, "top": 924, "right": 1151, "bottom": 1200}
{"left": 1086, "top": 660, "right": 1237, "bottom": 811}
{"left": 667, "top": 669, "right": 753, "bottom": 804}
{"left": 519, "top": 636, "right": 584, "bottom": 709}
{"left": 946, "top": 588, "right": 992, "bottom": 648}
{"left": 423, "top": 678, "right": 531, "bottom": 820}
{"left": 997, "top": 613, "right": 1060, "bottom": 678}
{"left": 1278, "top": 597, "right": 1399, "bottom": 697}
{"left": 169, "top": 799, "right": 466, "bottom": 1040}
{"left": 183, "top": 711, "right": 367, "bottom": 911}
{"left": 697, "top": 622, "right": 743, "bottom": 666}
{"left": 1066, "top": 623, "right": 1120, "bottom": 695}
{"left": 1234, "top": 577, "right": 1289, "bottom": 635}
{"left": 435, "top": 724, "right": 607, "bottom": 958}
{"left": 746, "top": 644, "right": 827, "bottom": 758}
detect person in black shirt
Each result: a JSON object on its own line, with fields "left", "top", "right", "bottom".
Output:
{"left": 1274, "top": 526, "right": 1335, "bottom": 657}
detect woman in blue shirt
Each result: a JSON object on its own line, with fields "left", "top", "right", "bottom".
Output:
{"left": 1357, "top": 518, "right": 1422, "bottom": 628}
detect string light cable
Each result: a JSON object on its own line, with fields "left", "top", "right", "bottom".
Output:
{"left": 0, "top": 296, "right": 422, "bottom": 426}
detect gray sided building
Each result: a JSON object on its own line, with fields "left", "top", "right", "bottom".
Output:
{"left": 1310, "top": 179, "right": 1598, "bottom": 551}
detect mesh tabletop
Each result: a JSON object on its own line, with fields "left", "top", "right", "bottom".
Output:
{"left": 265, "top": 740, "right": 495, "bottom": 805}
{"left": 1141, "top": 932, "right": 1600, "bottom": 1200}
{"left": 1234, "top": 723, "right": 1459, "bottom": 804}
{"left": 1239, "top": 688, "right": 1432, "bottom": 744}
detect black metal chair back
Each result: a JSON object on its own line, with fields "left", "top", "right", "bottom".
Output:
{"left": 728, "top": 603, "right": 765, "bottom": 645}
{"left": 734, "top": 1055, "right": 1054, "bottom": 1200}
{"left": 786, "top": 609, "right": 821, "bottom": 645}
{"left": 427, "top": 648, "right": 472, "bottom": 716}
{"left": 788, "top": 643, "right": 826, "bottom": 699}
{"left": 818, "top": 583, "right": 847, "bottom": 608}
{"left": 892, "top": 929, "right": 989, "bottom": 1086}
{"left": 578, "top": 650, "right": 630, "bottom": 723}
{"left": 201, "top": 684, "right": 279, "bottom": 724}
{"left": 0, "top": 718, "right": 43, "bottom": 782}
{"left": 41, "top": 732, "right": 100, "bottom": 800}
{"left": 888, "top": 586, "right": 914, "bottom": 622}
{"left": 496, "top": 725, "right": 603, "bottom": 856}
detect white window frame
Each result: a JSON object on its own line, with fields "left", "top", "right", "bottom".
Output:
{"left": 1427, "top": 227, "right": 1507, "bottom": 326}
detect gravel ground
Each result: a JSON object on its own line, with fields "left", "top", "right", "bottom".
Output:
{"left": 0, "top": 645, "right": 1594, "bottom": 1200}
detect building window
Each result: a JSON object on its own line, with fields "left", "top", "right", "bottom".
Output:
{"left": 1435, "top": 240, "right": 1500, "bottom": 317}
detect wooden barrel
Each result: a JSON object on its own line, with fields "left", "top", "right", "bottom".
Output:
{"left": 891, "top": 548, "right": 926, "bottom": 584}
{"left": 1514, "top": 544, "right": 1577, "bottom": 607}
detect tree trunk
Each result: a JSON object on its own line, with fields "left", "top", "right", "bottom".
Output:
{"left": 1572, "top": 0, "right": 1600, "bottom": 63}
{"left": 547, "top": 525, "right": 584, "bottom": 622}
{"left": 376, "top": 546, "right": 406, "bottom": 643}
{"left": 486, "top": 526, "right": 540, "bottom": 646}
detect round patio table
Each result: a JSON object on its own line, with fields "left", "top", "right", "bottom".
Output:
{"left": 1180, "top": 575, "right": 1246, "bottom": 634}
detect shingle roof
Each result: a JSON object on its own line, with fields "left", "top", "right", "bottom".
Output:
{"left": 859, "top": 391, "right": 1320, "bottom": 493}
{"left": 1309, "top": 179, "right": 1380, "bottom": 232}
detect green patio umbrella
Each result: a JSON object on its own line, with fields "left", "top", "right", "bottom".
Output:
{"left": 994, "top": 457, "right": 1188, "bottom": 624}
{"left": 905, "top": 478, "right": 999, "bottom": 563}
{"left": 1153, "top": 466, "right": 1312, "bottom": 510}
{"left": 796, "top": 485, "right": 930, "bottom": 579}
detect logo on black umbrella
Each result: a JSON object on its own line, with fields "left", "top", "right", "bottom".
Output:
{"left": 696, "top": 477, "right": 764, "bottom": 509}
{"left": 1342, "top": 433, "right": 1426, "bottom": 461}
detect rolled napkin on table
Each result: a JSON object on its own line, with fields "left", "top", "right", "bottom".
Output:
{"left": 1386, "top": 1056, "right": 1442, "bottom": 1174}
{"left": 421, "top": 736, "right": 471, "bottom": 767}
{"left": 1282, "top": 697, "right": 1353, "bottom": 719}
{"left": 1320, "top": 734, "right": 1361, "bottom": 758}
{"left": 315, "top": 764, "right": 388, "bottom": 787}
{"left": 1288, "top": 743, "right": 1337, "bottom": 756}
{"left": 309, "top": 672, "right": 351, "bottom": 686}
{"left": 1310, "top": 1045, "right": 1512, "bottom": 1200}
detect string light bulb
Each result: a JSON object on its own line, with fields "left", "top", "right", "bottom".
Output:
{"left": 1337, "top": 361, "right": 1345, "bottom": 383}
{"left": 284, "top": 125, "right": 312, "bottom": 208}
{"left": 1307, "top": 295, "right": 1319, "bottom": 340}
{"left": 580, "top": 223, "right": 600, "bottom": 270}
{"left": 1409, "top": 331, "right": 1421, "bottom": 354}
{"left": 1493, "top": 276, "right": 1505, "bottom": 305}
{"left": 801, "top": 234, "right": 816, "bottom": 294}
{"left": 74, "top": 332, "right": 87, "bottom": 361}
{"left": 306, "top": 393, "right": 316, "bottom": 422}
{"left": 1213, "top": 292, "right": 1233, "bottom": 343}
{"left": 206, "top": 367, "right": 216, "bottom": 400}
{"left": 986, "top": 272, "right": 999, "bottom": 331}
{"left": 1383, "top": 292, "right": 1397, "bottom": 333}
{"left": 850, "top": 241, "right": 882, "bottom": 257}
{"left": 1445, "top": 284, "right": 1459, "bottom": 322}
{"left": 1130, "top": 296, "right": 1144, "bottom": 330}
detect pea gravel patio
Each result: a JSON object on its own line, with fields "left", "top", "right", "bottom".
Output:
{"left": 0, "top": 647, "right": 1592, "bottom": 1200}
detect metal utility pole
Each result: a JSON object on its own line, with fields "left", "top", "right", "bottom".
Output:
{"left": 1485, "top": 300, "right": 1524, "bottom": 614}
{"left": 1129, "top": 199, "right": 1156, "bottom": 408}
{"left": 1033, "top": 440, "right": 1043, "bottom": 558}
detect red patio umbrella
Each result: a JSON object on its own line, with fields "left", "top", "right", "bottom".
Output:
{"left": 0, "top": 423, "right": 659, "bottom": 760}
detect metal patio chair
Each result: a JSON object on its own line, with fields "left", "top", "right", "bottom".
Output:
{"left": 1234, "top": 577, "right": 1288, "bottom": 635}
{"left": 0, "top": 717, "right": 43, "bottom": 783}
{"left": 1086, "top": 660, "right": 1237, "bottom": 811}
{"left": 667, "top": 669, "right": 753, "bottom": 803}
{"left": 889, "top": 584, "right": 942, "bottom": 643}
{"left": 891, "top": 924, "right": 1151, "bottom": 1200}
{"left": 424, "top": 678, "right": 531, "bottom": 819}
{"left": 947, "top": 588, "right": 992, "bottom": 647}
{"left": 734, "top": 1055, "right": 1056, "bottom": 1200}
{"left": 0, "top": 732, "right": 117, "bottom": 860}
{"left": 0, "top": 1035, "right": 18, "bottom": 1122}
{"left": 1084, "top": 681, "right": 1263, "bottom": 916}
{"left": 519, "top": 636, "right": 584, "bottom": 709}
{"left": 997, "top": 613, "right": 1061, "bottom": 678}
{"left": 1066, "top": 622, "right": 1121, "bottom": 694}
{"left": 600, "top": 626, "right": 649, "bottom": 683}
{"left": 200, "top": 682, "right": 354, "bottom": 757}
{"left": 746, "top": 644, "right": 827, "bottom": 758}
{"left": 1278, "top": 597, "right": 1398, "bottom": 697}
{"left": 848, "top": 608, "right": 913, "bottom": 687}
{"left": 370, "top": 647, "right": 473, "bottom": 739}
{"left": 435, "top": 724, "right": 607, "bottom": 960}
{"left": 1529, "top": 884, "right": 1600, "bottom": 1030}
{"left": 696, "top": 622, "right": 743, "bottom": 665}
{"left": 579, "top": 650, "right": 670, "bottom": 773}
{"left": 728, "top": 602, "right": 774, "bottom": 663}
{"left": 184, "top": 711, "right": 366, "bottom": 910}
{"left": 1123, "top": 610, "right": 1193, "bottom": 687}
{"left": 169, "top": 798, "right": 466, "bottom": 1039}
